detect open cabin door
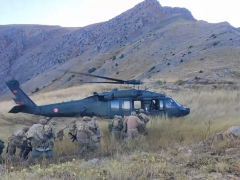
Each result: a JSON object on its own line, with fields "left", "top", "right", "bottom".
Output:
{"left": 132, "top": 99, "right": 165, "bottom": 117}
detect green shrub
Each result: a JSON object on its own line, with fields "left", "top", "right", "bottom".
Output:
{"left": 88, "top": 67, "right": 96, "bottom": 73}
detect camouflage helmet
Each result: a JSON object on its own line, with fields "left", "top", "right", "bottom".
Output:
{"left": 139, "top": 109, "right": 144, "bottom": 113}
{"left": 114, "top": 115, "right": 118, "bottom": 118}
{"left": 22, "top": 126, "right": 29, "bottom": 131}
{"left": 117, "top": 116, "right": 122, "bottom": 120}
{"left": 131, "top": 111, "right": 136, "bottom": 116}
{"left": 92, "top": 116, "right": 97, "bottom": 120}
{"left": 44, "top": 125, "right": 51, "bottom": 131}
{"left": 39, "top": 119, "right": 47, "bottom": 125}
{"left": 50, "top": 120, "right": 57, "bottom": 125}
{"left": 83, "top": 116, "right": 91, "bottom": 121}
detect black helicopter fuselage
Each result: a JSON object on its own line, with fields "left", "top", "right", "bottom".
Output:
{"left": 6, "top": 80, "right": 190, "bottom": 119}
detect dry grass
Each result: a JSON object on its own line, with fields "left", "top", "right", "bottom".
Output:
{"left": 1, "top": 85, "right": 240, "bottom": 179}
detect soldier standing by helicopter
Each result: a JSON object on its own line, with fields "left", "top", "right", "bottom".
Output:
{"left": 109, "top": 115, "right": 124, "bottom": 140}
{"left": 137, "top": 109, "right": 150, "bottom": 135}
{"left": 76, "top": 117, "right": 99, "bottom": 154}
{"left": 123, "top": 111, "right": 145, "bottom": 140}
{"left": 5, "top": 126, "right": 29, "bottom": 159}
{"left": 68, "top": 119, "right": 77, "bottom": 141}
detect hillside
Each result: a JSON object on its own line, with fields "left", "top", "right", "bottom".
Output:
{"left": 0, "top": 0, "right": 240, "bottom": 98}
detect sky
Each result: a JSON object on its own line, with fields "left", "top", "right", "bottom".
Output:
{"left": 0, "top": 0, "right": 239, "bottom": 28}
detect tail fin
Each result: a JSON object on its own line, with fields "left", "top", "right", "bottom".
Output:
{"left": 6, "top": 80, "right": 36, "bottom": 107}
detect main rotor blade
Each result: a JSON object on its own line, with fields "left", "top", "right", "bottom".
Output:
{"left": 69, "top": 72, "right": 125, "bottom": 83}
{"left": 82, "top": 81, "right": 124, "bottom": 84}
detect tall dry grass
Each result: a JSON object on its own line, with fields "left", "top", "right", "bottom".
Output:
{"left": 1, "top": 85, "right": 240, "bottom": 179}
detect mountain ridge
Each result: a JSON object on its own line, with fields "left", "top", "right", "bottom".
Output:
{"left": 0, "top": 0, "right": 240, "bottom": 98}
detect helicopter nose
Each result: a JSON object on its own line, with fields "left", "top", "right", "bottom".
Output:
{"left": 179, "top": 107, "right": 190, "bottom": 116}
{"left": 185, "top": 108, "right": 190, "bottom": 115}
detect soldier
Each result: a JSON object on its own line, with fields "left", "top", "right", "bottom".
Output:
{"left": 0, "top": 139, "right": 5, "bottom": 163}
{"left": 6, "top": 126, "right": 29, "bottom": 158}
{"left": 49, "top": 120, "right": 57, "bottom": 140}
{"left": 68, "top": 119, "right": 77, "bottom": 140}
{"left": 88, "top": 116, "right": 100, "bottom": 136}
{"left": 123, "top": 111, "right": 145, "bottom": 140}
{"left": 137, "top": 109, "right": 150, "bottom": 135}
{"left": 109, "top": 115, "right": 124, "bottom": 140}
{"left": 27, "top": 119, "right": 47, "bottom": 151}
{"left": 76, "top": 120, "right": 99, "bottom": 154}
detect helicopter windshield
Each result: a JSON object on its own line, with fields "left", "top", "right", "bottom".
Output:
{"left": 172, "top": 99, "right": 182, "bottom": 107}
{"left": 165, "top": 98, "right": 181, "bottom": 108}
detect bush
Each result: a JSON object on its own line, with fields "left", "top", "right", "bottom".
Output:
{"left": 156, "top": 80, "right": 163, "bottom": 85}
{"left": 119, "top": 54, "right": 124, "bottom": 59}
{"left": 88, "top": 67, "right": 96, "bottom": 73}
{"left": 175, "top": 79, "right": 185, "bottom": 85}
{"left": 112, "top": 56, "right": 116, "bottom": 60}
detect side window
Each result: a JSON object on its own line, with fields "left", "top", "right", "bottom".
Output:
{"left": 159, "top": 100, "right": 163, "bottom": 110}
{"left": 122, "top": 101, "right": 130, "bottom": 110}
{"left": 111, "top": 101, "right": 119, "bottom": 110}
{"left": 133, "top": 101, "right": 141, "bottom": 109}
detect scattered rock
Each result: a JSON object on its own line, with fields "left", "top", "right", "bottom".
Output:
{"left": 193, "top": 174, "right": 205, "bottom": 179}
{"left": 209, "top": 172, "right": 223, "bottom": 179}
{"left": 226, "top": 174, "right": 240, "bottom": 180}
{"left": 87, "top": 158, "right": 99, "bottom": 166}
{"left": 225, "top": 148, "right": 239, "bottom": 155}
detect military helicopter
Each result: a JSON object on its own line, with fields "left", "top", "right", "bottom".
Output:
{"left": 6, "top": 72, "right": 190, "bottom": 119}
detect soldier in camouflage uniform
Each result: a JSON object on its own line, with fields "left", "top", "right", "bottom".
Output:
{"left": 68, "top": 119, "right": 77, "bottom": 140}
{"left": 109, "top": 115, "right": 124, "bottom": 140}
{"left": 123, "top": 111, "right": 145, "bottom": 140}
{"left": 0, "top": 139, "right": 5, "bottom": 163}
{"left": 6, "top": 126, "right": 29, "bottom": 158}
{"left": 27, "top": 119, "right": 47, "bottom": 150}
{"left": 88, "top": 116, "right": 100, "bottom": 136}
{"left": 76, "top": 116, "right": 99, "bottom": 154}
{"left": 49, "top": 120, "right": 57, "bottom": 140}
{"left": 137, "top": 109, "right": 150, "bottom": 135}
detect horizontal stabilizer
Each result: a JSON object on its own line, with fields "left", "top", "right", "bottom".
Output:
{"left": 8, "top": 105, "right": 25, "bottom": 113}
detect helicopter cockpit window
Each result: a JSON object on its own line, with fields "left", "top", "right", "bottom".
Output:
{"left": 111, "top": 101, "right": 119, "bottom": 110}
{"left": 133, "top": 101, "right": 141, "bottom": 109}
{"left": 165, "top": 98, "right": 177, "bottom": 108}
{"left": 122, "top": 101, "right": 130, "bottom": 110}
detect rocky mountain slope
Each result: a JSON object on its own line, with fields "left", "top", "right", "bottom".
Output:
{"left": 0, "top": 0, "right": 240, "bottom": 97}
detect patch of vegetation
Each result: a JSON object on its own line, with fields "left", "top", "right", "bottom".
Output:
{"left": 119, "top": 54, "right": 124, "bottom": 59}
{"left": 189, "top": 45, "right": 193, "bottom": 48}
{"left": 175, "top": 79, "right": 185, "bottom": 85}
{"left": 199, "top": 70, "right": 203, "bottom": 73}
{"left": 112, "top": 56, "right": 116, "bottom": 60}
{"left": 167, "top": 63, "right": 171, "bottom": 65}
{"left": 213, "top": 42, "right": 219, "bottom": 46}
{"left": 210, "top": 34, "right": 217, "bottom": 39}
{"left": 149, "top": 66, "right": 155, "bottom": 72}
{"left": 156, "top": 80, "right": 166, "bottom": 85}
{"left": 88, "top": 67, "right": 96, "bottom": 73}
{"left": 180, "top": 59, "right": 183, "bottom": 63}
{"left": 115, "top": 63, "right": 118, "bottom": 67}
